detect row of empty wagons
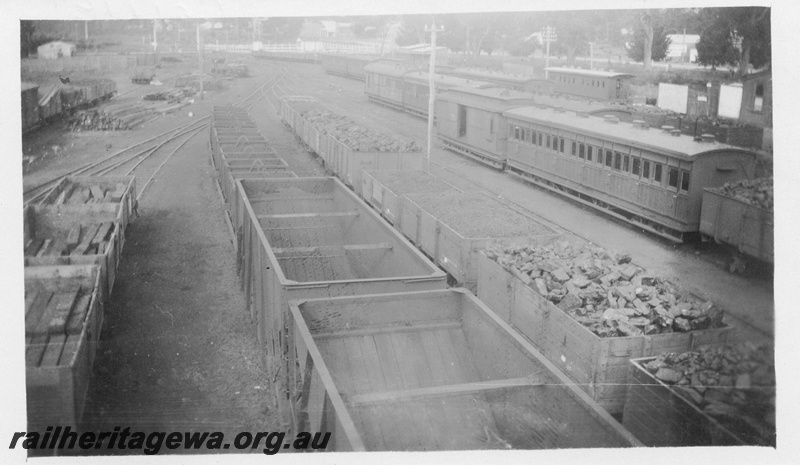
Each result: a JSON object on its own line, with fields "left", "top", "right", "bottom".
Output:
{"left": 21, "top": 79, "right": 118, "bottom": 134}
{"left": 206, "top": 102, "right": 642, "bottom": 451}
{"left": 23, "top": 175, "right": 136, "bottom": 437}
{"left": 434, "top": 85, "right": 759, "bottom": 243}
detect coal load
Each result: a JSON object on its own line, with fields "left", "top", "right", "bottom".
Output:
{"left": 642, "top": 343, "right": 775, "bottom": 444}
{"left": 300, "top": 109, "right": 420, "bottom": 153}
{"left": 485, "top": 241, "right": 725, "bottom": 337}
{"left": 718, "top": 177, "right": 773, "bottom": 211}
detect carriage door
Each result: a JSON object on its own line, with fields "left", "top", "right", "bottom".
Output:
{"left": 458, "top": 105, "right": 467, "bottom": 138}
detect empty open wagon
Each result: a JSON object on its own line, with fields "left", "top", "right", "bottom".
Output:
{"left": 287, "top": 289, "right": 643, "bottom": 451}
{"left": 25, "top": 265, "right": 103, "bottom": 432}
{"left": 236, "top": 176, "right": 447, "bottom": 354}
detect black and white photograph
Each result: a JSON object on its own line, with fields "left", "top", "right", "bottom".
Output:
{"left": 2, "top": 0, "right": 795, "bottom": 462}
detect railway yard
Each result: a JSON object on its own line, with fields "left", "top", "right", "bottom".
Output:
{"left": 18, "top": 52, "right": 777, "bottom": 455}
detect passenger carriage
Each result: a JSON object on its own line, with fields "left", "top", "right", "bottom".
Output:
{"left": 502, "top": 107, "right": 757, "bottom": 241}
{"left": 363, "top": 60, "right": 419, "bottom": 111}
{"left": 544, "top": 67, "right": 634, "bottom": 102}
{"left": 436, "top": 87, "right": 537, "bottom": 169}
{"left": 400, "top": 72, "right": 496, "bottom": 118}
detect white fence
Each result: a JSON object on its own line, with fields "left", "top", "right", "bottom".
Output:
{"left": 203, "top": 44, "right": 253, "bottom": 53}
{"left": 251, "top": 41, "right": 382, "bottom": 54}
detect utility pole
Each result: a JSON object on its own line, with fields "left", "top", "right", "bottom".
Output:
{"left": 85, "top": 21, "right": 88, "bottom": 41}
{"left": 589, "top": 41, "right": 595, "bottom": 70}
{"left": 542, "top": 26, "right": 557, "bottom": 78}
{"left": 197, "top": 22, "right": 204, "bottom": 100}
{"left": 153, "top": 19, "right": 158, "bottom": 52}
{"left": 682, "top": 28, "right": 687, "bottom": 64}
{"left": 425, "top": 19, "right": 444, "bottom": 173}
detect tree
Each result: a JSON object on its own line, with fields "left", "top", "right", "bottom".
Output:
{"left": 396, "top": 15, "right": 432, "bottom": 46}
{"left": 695, "top": 7, "right": 770, "bottom": 75}
{"left": 627, "top": 20, "right": 671, "bottom": 65}
{"left": 728, "top": 7, "right": 770, "bottom": 74}
{"left": 696, "top": 26, "right": 738, "bottom": 70}
{"left": 21, "top": 20, "right": 35, "bottom": 58}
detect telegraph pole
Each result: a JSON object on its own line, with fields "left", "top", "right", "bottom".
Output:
{"left": 197, "top": 22, "right": 204, "bottom": 100}
{"left": 543, "top": 26, "right": 557, "bottom": 78}
{"left": 153, "top": 19, "right": 158, "bottom": 52}
{"left": 424, "top": 19, "right": 443, "bottom": 173}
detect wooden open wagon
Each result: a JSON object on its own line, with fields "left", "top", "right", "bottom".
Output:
{"left": 24, "top": 205, "right": 123, "bottom": 302}
{"left": 623, "top": 356, "right": 775, "bottom": 447}
{"left": 25, "top": 265, "right": 103, "bottom": 432}
{"left": 361, "top": 169, "right": 462, "bottom": 227}
{"left": 400, "top": 191, "right": 561, "bottom": 290}
{"left": 287, "top": 289, "right": 643, "bottom": 450}
{"left": 477, "top": 253, "right": 733, "bottom": 413}
{"left": 35, "top": 175, "right": 136, "bottom": 254}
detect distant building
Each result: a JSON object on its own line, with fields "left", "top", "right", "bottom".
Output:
{"left": 666, "top": 34, "right": 700, "bottom": 63}
{"left": 37, "top": 41, "right": 76, "bottom": 59}
{"left": 739, "top": 69, "right": 772, "bottom": 128}
{"left": 301, "top": 20, "right": 355, "bottom": 41}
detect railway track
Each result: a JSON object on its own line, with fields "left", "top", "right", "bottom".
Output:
{"left": 23, "top": 64, "right": 290, "bottom": 207}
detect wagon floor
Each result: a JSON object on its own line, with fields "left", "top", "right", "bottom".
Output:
{"left": 317, "top": 327, "right": 513, "bottom": 450}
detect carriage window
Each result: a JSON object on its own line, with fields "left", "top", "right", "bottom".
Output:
{"left": 613, "top": 152, "right": 622, "bottom": 171}
{"left": 572, "top": 142, "right": 577, "bottom": 156}
{"left": 509, "top": 125, "right": 514, "bottom": 138}
{"left": 632, "top": 158, "right": 641, "bottom": 176}
{"left": 587, "top": 145, "right": 593, "bottom": 161}
{"left": 538, "top": 133, "right": 543, "bottom": 146}
{"left": 605, "top": 150, "right": 613, "bottom": 167}
{"left": 546, "top": 134, "right": 551, "bottom": 148}
{"left": 654, "top": 163, "right": 663, "bottom": 183}
{"left": 514, "top": 126, "right": 520, "bottom": 140}
{"left": 680, "top": 170, "right": 690, "bottom": 191}
{"left": 490, "top": 118, "right": 494, "bottom": 135}
{"left": 560, "top": 138, "right": 565, "bottom": 153}
{"left": 643, "top": 160, "right": 650, "bottom": 179}
{"left": 623, "top": 155, "right": 630, "bottom": 172}
{"left": 578, "top": 143, "right": 585, "bottom": 159}
{"left": 668, "top": 168, "right": 679, "bottom": 189}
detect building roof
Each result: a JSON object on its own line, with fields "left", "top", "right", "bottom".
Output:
{"left": 402, "top": 72, "right": 495, "bottom": 89}
{"left": 666, "top": 34, "right": 701, "bottom": 45}
{"left": 449, "top": 68, "right": 547, "bottom": 85}
{"left": 38, "top": 41, "right": 75, "bottom": 49}
{"left": 545, "top": 67, "right": 634, "bottom": 79}
{"left": 364, "top": 60, "right": 420, "bottom": 77}
{"left": 503, "top": 105, "right": 749, "bottom": 160}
